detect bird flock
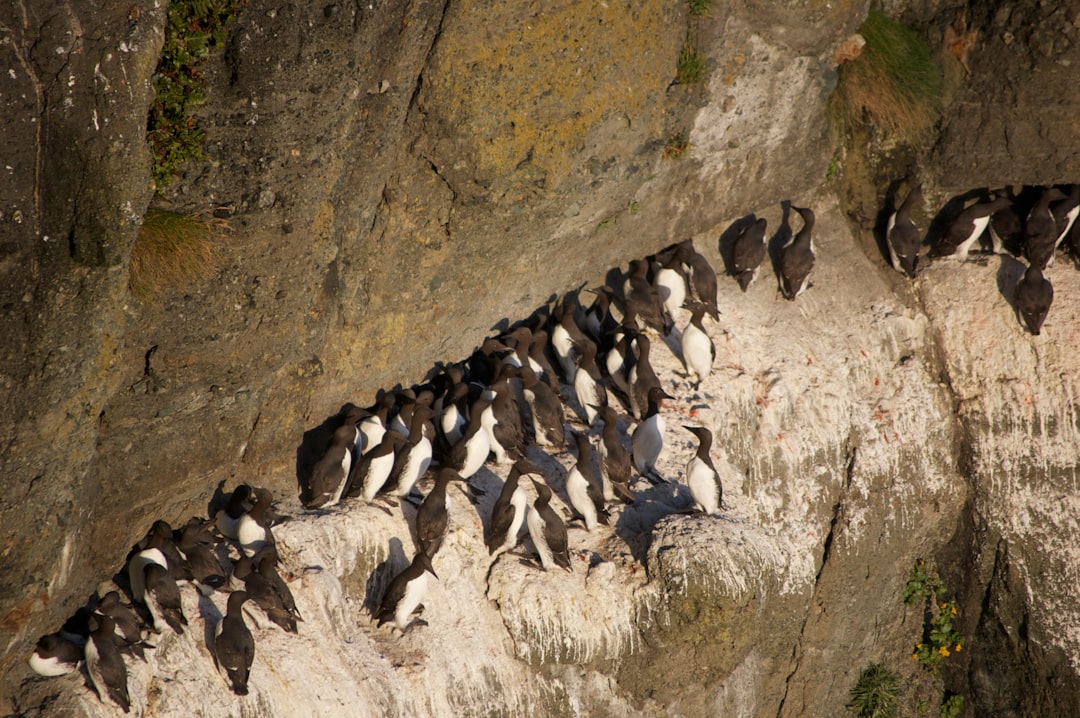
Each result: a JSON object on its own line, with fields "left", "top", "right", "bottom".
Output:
{"left": 27, "top": 182, "right": 1069, "bottom": 711}
{"left": 886, "top": 183, "right": 1079, "bottom": 335}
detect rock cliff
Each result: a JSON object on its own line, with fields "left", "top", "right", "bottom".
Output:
{"left": 2, "top": 0, "right": 1079, "bottom": 715}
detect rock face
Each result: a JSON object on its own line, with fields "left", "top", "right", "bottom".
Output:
{"left": 2, "top": 0, "right": 1080, "bottom": 714}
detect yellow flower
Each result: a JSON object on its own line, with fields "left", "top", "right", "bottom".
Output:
{"left": 955, "top": 644, "right": 962, "bottom": 652}
{"left": 939, "top": 646, "right": 950, "bottom": 657}
{"left": 911, "top": 653, "right": 918, "bottom": 661}
{"left": 941, "top": 602, "right": 948, "bottom": 610}
{"left": 951, "top": 605, "right": 958, "bottom": 615}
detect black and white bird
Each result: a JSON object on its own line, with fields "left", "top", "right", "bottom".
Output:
{"left": 384, "top": 406, "right": 435, "bottom": 499}
{"left": 526, "top": 479, "right": 572, "bottom": 572}
{"left": 214, "top": 484, "right": 253, "bottom": 541}
{"left": 486, "top": 459, "right": 541, "bottom": 557}
{"left": 237, "top": 488, "right": 277, "bottom": 558}
{"left": 632, "top": 387, "right": 673, "bottom": 482}
{"left": 374, "top": 552, "right": 438, "bottom": 632}
{"left": 28, "top": 633, "right": 83, "bottom": 677}
{"left": 305, "top": 409, "right": 363, "bottom": 508}
{"left": 571, "top": 339, "right": 606, "bottom": 426}
{"left": 1025, "top": 187, "right": 1068, "bottom": 270}
{"left": 680, "top": 239, "right": 720, "bottom": 319}
{"left": 1014, "top": 263, "right": 1054, "bottom": 336}
{"left": 886, "top": 183, "right": 922, "bottom": 278}
{"left": 348, "top": 429, "right": 407, "bottom": 503}
{"left": 565, "top": 431, "right": 609, "bottom": 532}
{"left": 654, "top": 246, "right": 690, "bottom": 328}
{"left": 142, "top": 562, "right": 188, "bottom": 634}
{"left": 233, "top": 556, "right": 298, "bottom": 634}
{"left": 595, "top": 404, "right": 635, "bottom": 504}
{"left": 415, "top": 468, "right": 459, "bottom": 558}
{"left": 931, "top": 194, "right": 1012, "bottom": 261}
{"left": 731, "top": 216, "right": 768, "bottom": 292}
{"left": 628, "top": 333, "right": 662, "bottom": 421}
{"left": 96, "top": 591, "right": 150, "bottom": 660}
{"left": 624, "top": 259, "right": 672, "bottom": 335}
{"left": 684, "top": 425, "right": 723, "bottom": 515}
{"left": 519, "top": 363, "right": 565, "bottom": 449}
{"left": 779, "top": 205, "right": 816, "bottom": 300}
{"left": 85, "top": 615, "right": 131, "bottom": 713}
{"left": 212, "top": 591, "right": 255, "bottom": 696}
{"left": 681, "top": 301, "right": 715, "bottom": 389}
{"left": 177, "top": 519, "right": 229, "bottom": 594}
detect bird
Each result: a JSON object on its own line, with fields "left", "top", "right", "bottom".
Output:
{"left": 681, "top": 301, "right": 715, "bottom": 389}
{"left": 731, "top": 216, "right": 768, "bottom": 291}
{"left": 347, "top": 429, "right": 406, "bottom": 503}
{"left": 214, "top": 484, "right": 253, "bottom": 541}
{"left": 374, "top": 551, "right": 438, "bottom": 632}
{"left": 654, "top": 246, "right": 689, "bottom": 328}
{"left": 519, "top": 363, "right": 565, "bottom": 449}
{"left": 629, "top": 333, "right": 662, "bottom": 421}
{"left": 212, "top": 591, "right": 255, "bottom": 696}
{"left": 485, "top": 459, "right": 541, "bottom": 556}
{"left": 438, "top": 381, "right": 470, "bottom": 450}
{"left": 1025, "top": 187, "right": 1068, "bottom": 269}
{"left": 551, "top": 297, "right": 591, "bottom": 383}
{"left": 177, "top": 519, "right": 229, "bottom": 594}
{"left": 583, "top": 286, "right": 619, "bottom": 347}
{"left": 126, "top": 546, "right": 168, "bottom": 610}
{"left": 233, "top": 556, "right": 298, "bottom": 633}
{"left": 28, "top": 633, "right": 83, "bottom": 676}
{"left": 96, "top": 590, "right": 150, "bottom": 660}
{"left": 931, "top": 194, "right": 1012, "bottom": 261}
{"left": 565, "top": 431, "right": 609, "bottom": 531}
{"left": 415, "top": 467, "right": 459, "bottom": 558}
{"left": 140, "top": 520, "right": 192, "bottom": 583}
{"left": 305, "top": 409, "right": 363, "bottom": 508}
{"left": 624, "top": 259, "right": 672, "bottom": 334}
{"left": 679, "top": 239, "right": 720, "bottom": 319}
{"left": 632, "top": 387, "right": 673, "bottom": 482}
{"left": 527, "top": 328, "right": 562, "bottom": 392}
{"left": 779, "top": 205, "right": 816, "bottom": 300}
{"left": 595, "top": 404, "right": 635, "bottom": 504}
{"left": 84, "top": 615, "right": 131, "bottom": 713}
{"left": 684, "top": 425, "right": 723, "bottom": 514}
{"left": 383, "top": 406, "right": 435, "bottom": 499}
{"left": 142, "top": 562, "right": 187, "bottom": 634}
{"left": 1052, "top": 185, "right": 1080, "bottom": 252}
{"left": 444, "top": 394, "right": 495, "bottom": 479}
{"left": 359, "top": 392, "right": 395, "bottom": 455}
{"left": 526, "top": 478, "right": 572, "bottom": 572}
{"left": 487, "top": 367, "right": 526, "bottom": 464}
{"left": 237, "top": 487, "right": 277, "bottom": 558}
{"left": 1014, "top": 263, "right": 1054, "bottom": 336}
{"left": 886, "top": 183, "right": 922, "bottom": 277}
{"left": 571, "top": 339, "right": 606, "bottom": 426}
{"left": 250, "top": 545, "right": 301, "bottom": 626}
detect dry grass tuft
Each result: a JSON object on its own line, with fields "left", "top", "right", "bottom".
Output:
{"left": 129, "top": 208, "right": 220, "bottom": 300}
{"left": 830, "top": 7, "right": 941, "bottom": 143}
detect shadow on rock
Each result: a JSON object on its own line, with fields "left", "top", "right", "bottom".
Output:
{"left": 295, "top": 403, "right": 362, "bottom": 503}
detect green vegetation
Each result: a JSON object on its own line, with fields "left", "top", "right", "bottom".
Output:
{"left": 904, "top": 559, "right": 963, "bottom": 673}
{"left": 940, "top": 694, "right": 964, "bottom": 718}
{"left": 148, "top": 0, "right": 246, "bottom": 189}
{"left": 129, "top": 209, "right": 219, "bottom": 300}
{"left": 676, "top": 42, "right": 706, "bottom": 85}
{"left": 826, "top": 155, "right": 842, "bottom": 180}
{"left": 628, "top": 199, "right": 641, "bottom": 213}
{"left": 847, "top": 663, "right": 900, "bottom": 718}
{"left": 688, "top": 0, "right": 715, "bottom": 17}
{"left": 663, "top": 132, "right": 689, "bottom": 160}
{"left": 830, "top": 6, "right": 941, "bottom": 143}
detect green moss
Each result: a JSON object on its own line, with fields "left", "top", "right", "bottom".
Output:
{"left": 830, "top": 7, "right": 941, "bottom": 143}
{"left": 663, "top": 132, "right": 689, "bottom": 160}
{"left": 688, "top": 0, "right": 715, "bottom": 17}
{"left": 147, "top": 0, "right": 246, "bottom": 190}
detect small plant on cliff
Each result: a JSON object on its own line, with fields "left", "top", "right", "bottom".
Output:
{"left": 663, "top": 132, "right": 689, "bottom": 160}
{"left": 147, "top": 0, "right": 246, "bottom": 190}
{"left": 129, "top": 208, "right": 220, "bottom": 300}
{"left": 905, "top": 559, "right": 964, "bottom": 673}
{"left": 829, "top": 6, "right": 941, "bottom": 143}
{"left": 847, "top": 663, "right": 900, "bottom": 718}
{"left": 940, "top": 693, "right": 964, "bottom": 718}
{"left": 688, "top": 0, "right": 715, "bottom": 18}
{"left": 676, "top": 42, "right": 706, "bottom": 85}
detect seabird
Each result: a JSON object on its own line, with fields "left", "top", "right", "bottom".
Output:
{"left": 305, "top": 408, "right": 363, "bottom": 508}
{"left": 779, "top": 205, "right": 816, "bottom": 300}
{"left": 681, "top": 301, "right": 715, "bottom": 388}
{"left": 632, "top": 387, "right": 673, "bottom": 483}
{"left": 595, "top": 404, "right": 635, "bottom": 504}
{"left": 931, "top": 194, "right": 1012, "bottom": 261}
{"left": 415, "top": 468, "right": 459, "bottom": 558}
{"left": 684, "top": 425, "right": 723, "bottom": 514}
{"left": 731, "top": 216, "right": 768, "bottom": 291}
{"left": 29, "top": 633, "right": 82, "bottom": 677}
{"left": 212, "top": 591, "right": 255, "bottom": 696}
{"left": 374, "top": 552, "right": 438, "bottom": 632}
{"left": 526, "top": 478, "right": 572, "bottom": 572}
{"left": 485, "top": 459, "right": 541, "bottom": 556}
{"left": 1014, "top": 263, "right": 1053, "bottom": 336}
{"left": 565, "top": 431, "right": 609, "bottom": 531}
{"left": 85, "top": 615, "right": 131, "bottom": 713}
{"left": 886, "top": 183, "right": 922, "bottom": 277}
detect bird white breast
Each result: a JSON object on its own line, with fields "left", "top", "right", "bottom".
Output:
{"left": 396, "top": 439, "right": 432, "bottom": 497}
{"left": 460, "top": 428, "right": 491, "bottom": 478}
{"left": 360, "top": 451, "right": 397, "bottom": 502}
{"left": 687, "top": 457, "right": 719, "bottom": 514}
{"left": 681, "top": 323, "right": 714, "bottom": 382}
{"left": 526, "top": 507, "right": 555, "bottom": 571}
{"left": 632, "top": 414, "right": 665, "bottom": 473}
{"left": 655, "top": 267, "right": 686, "bottom": 320}
{"left": 329, "top": 450, "right": 353, "bottom": 506}
{"left": 83, "top": 638, "right": 106, "bottom": 700}
{"left": 1057, "top": 206, "right": 1080, "bottom": 246}
{"left": 29, "top": 652, "right": 76, "bottom": 677}
{"left": 956, "top": 216, "right": 991, "bottom": 259}
{"left": 128, "top": 548, "right": 168, "bottom": 603}
{"left": 504, "top": 487, "right": 528, "bottom": 550}
{"left": 596, "top": 440, "right": 614, "bottom": 501}
{"left": 565, "top": 467, "right": 598, "bottom": 531}
{"left": 573, "top": 371, "right": 600, "bottom": 425}
{"left": 237, "top": 516, "right": 268, "bottom": 558}
{"left": 886, "top": 214, "right": 903, "bottom": 272}
{"left": 395, "top": 571, "right": 430, "bottom": 631}
{"left": 215, "top": 511, "right": 241, "bottom": 541}
{"left": 550, "top": 324, "right": 576, "bottom": 381}
{"left": 359, "top": 417, "right": 385, "bottom": 455}
{"left": 441, "top": 405, "right": 464, "bottom": 446}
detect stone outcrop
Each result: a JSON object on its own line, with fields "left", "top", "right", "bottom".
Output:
{"left": 3, "top": 0, "right": 1079, "bottom": 714}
